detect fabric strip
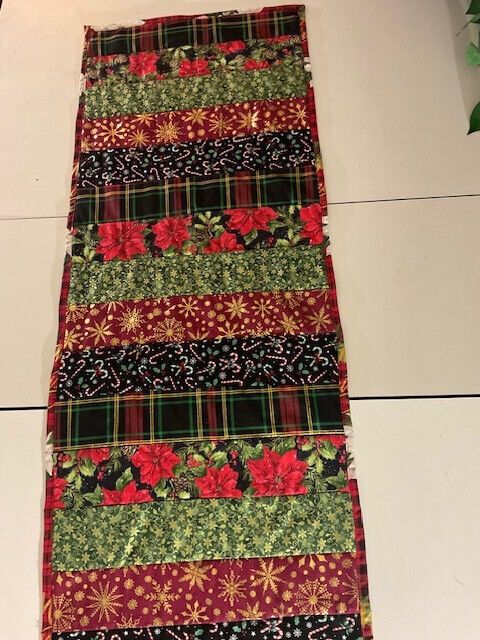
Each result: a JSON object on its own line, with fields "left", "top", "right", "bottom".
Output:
{"left": 51, "top": 385, "right": 344, "bottom": 450}
{"left": 52, "top": 434, "right": 348, "bottom": 508}
{"left": 81, "top": 97, "right": 309, "bottom": 151}
{"left": 84, "top": 63, "right": 308, "bottom": 119}
{"left": 52, "top": 492, "right": 355, "bottom": 571}
{"left": 86, "top": 7, "right": 301, "bottom": 56}
{"left": 73, "top": 167, "right": 320, "bottom": 224}
{"left": 68, "top": 245, "right": 328, "bottom": 305}
{"left": 56, "top": 333, "right": 338, "bottom": 401}
{"left": 63, "top": 289, "right": 335, "bottom": 351}
{"left": 50, "top": 555, "right": 359, "bottom": 632}
{"left": 86, "top": 37, "right": 303, "bottom": 87}
{"left": 78, "top": 130, "right": 315, "bottom": 188}
{"left": 53, "top": 614, "right": 363, "bottom": 640}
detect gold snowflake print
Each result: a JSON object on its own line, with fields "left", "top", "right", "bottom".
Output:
{"left": 251, "top": 298, "right": 273, "bottom": 318}
{"left": 153, "top": 318, "right": 185, "bottom": 342}
{"left": 66, "top": 304, "right": 87, "bottom": 323}
{"left": 179, "top": 562, "right": 212, "bottom": 591}
{"left": 177, "top": 296, "right": 200, "bottom": 317}
{"left": 238, "top": 601, "right": 265, "bottom": 619}
{"left": 85, "top": 319, "right": 113, "bottom": 346}
{"left": 182, "top": 600, "right": 209, "bottom": 624}
{"left": 225, "top": 296, "right": 248, "bottom": 319}
{"left": 295, "top": 579, "right": 332, "bottom": 614}
{"left": 341, "top": 573, "right": 360, "bottom": 608}
{"left": 52, "top": 594, "right": 76, "bottom": 632}
{"left": 128, "top": 128, "right": 150, "bottom": 147}
{"left": 86, "top": 581, "right": 123, "bottom": 622}
{"left": 145, "top": 579, "right": 178, "bottom": 615}
{"left": 288, "top": 103, "right": 308, "bottom": 127}
{"left": 63, "top": 328, "right": 82, "bottom": 350}
{"left": 184, "top": 108, "right": 208, "bottom": 125}
{"left": 97, "top": 121, "right": 127, "bottom": 144}
{"left": 120, "top": 308, "right": 144, "bottom": 333}
{"left": 279, "top": 312, "right": 300, "bottom": 334}
{"left": 238, "top": 109, "right": 259, "bottom": 131}
{"left": 156, "top": 117, "right": 181, "bottom": 143}
{"left": 251, "top": 558, "right": 286, "bottom": 594}
{"left": 218, "top": 570, "right": 247, "bottom": 606}
{"left": 209, "top": 113, "right": 233, "bottom": 136}
{"left": 308, "top": 308, "right": 331, "bottom": 331}
{"left": 132, "top": 113, "right": 155, "bottom": 126}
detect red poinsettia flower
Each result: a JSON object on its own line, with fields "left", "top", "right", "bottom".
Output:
{"left": 102, "top": 480, "right": 152, "bottom": 506}
{"left": 195, "top": 464, "right": 242, "bottom": 498}
{"left": 178, "top": 59, "right": 211, "bottom": 77}
{"left": 244, "top": 59, "right": 270, "bottom": 70}
{"left": 151, "top": 216, "right": 192, "bottom": 251}
{"left": 203, "top": 231, "right": 245, "bottom": 254}
{"left": 76, "top": 447, "right": 110, "bottom": 465}
{"left": 299, "top": 203, "right": 325, "bottom": 245}
{"left": 217, "top": 40, "right": 246, "bottom": 54}
{"left": 131, "top": 444, "right": 181, "bottom": 486}
{"left": 96, "top": 221, "right": 147, "bottom": 261}
{"left": 268, "top": 35, "right": 292, "bottom": 44}
{"left": 247, "top": 447, "right": 308, "bottom": 496}
{"left": 225, "top": 207, "right": 277, "bottom": 235}
{"left": 128, "top": 52, "right": 158, "bottom": 76}
{"left": 49, "top": 473, "right": 67, "bottom": 509}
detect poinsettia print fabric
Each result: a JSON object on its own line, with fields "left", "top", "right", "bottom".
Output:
{"left": 50, "top": 554, "right": 359, "bottom": 632}
{"left": 53, "top": 434, "right": 348, "bottom": 508}
{"left": 85, "top": 36, "right": 303, "bottom": 87}
{"left": 71, "top": 204, "right": 325, "bottom": 262}
{"left": 42, "top": 6, "right": 373, "bottom": 640}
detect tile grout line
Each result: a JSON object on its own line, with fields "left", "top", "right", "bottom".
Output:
{"left": 1, "top": 193, "right": 480, "bottom": 223}
{"left": 1, "top": 393, "right": 480, "bottom": 412}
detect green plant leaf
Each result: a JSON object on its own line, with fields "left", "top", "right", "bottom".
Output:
{"left": 83, "top": 486, "right": 103, "bottom": 506}
{"left": 466, "top": 0, "right": 480, "bottom": 15}
{"left": 466, "top": 42, "right": 480, "bottom": 65}
{"left": 468, "top": 101, "right": 480, "bottom": 133}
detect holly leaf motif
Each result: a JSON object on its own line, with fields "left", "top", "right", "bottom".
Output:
{"left": 319, "top": 440, "right": 338, "bottom": 460}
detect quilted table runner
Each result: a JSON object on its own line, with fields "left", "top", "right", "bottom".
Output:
{"left": 42, "top": 5, "right": 373, "bottom": 640}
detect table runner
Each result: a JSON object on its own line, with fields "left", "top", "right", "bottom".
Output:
{"left": 42, "top": 5, "right": 373, "bottom": 639}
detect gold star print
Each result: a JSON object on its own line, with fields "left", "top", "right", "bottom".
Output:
{"left": 218, "top": 570, "right": 247, "bottom": 606}
{"left": 156, "top": 117, "right": 181, "bottom": 143}
{"left": 85, "top": 319, "right": 113, "bottom": 346}
{"left": 119, "top": 307, "right": 144, "bottom": 333}
{"left": 184, "top": 108, "right": 208, "bottom": 125}
{"left": 86, "top": 582, "right": 123, "bottom": 622}
{"left": 128, "top": 128, "right": 150, "bottom": 147}
{"left": 97, "top": 121, "right": 126, "bottom": 144}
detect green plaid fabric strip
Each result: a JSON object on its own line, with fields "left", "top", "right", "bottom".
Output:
{"left": 87, "top": 8, "right": 301, "bottom": 57}
{"left": 74, "top": 168, "right": 319, "bottom": 225}
{"left": 52, "top": 384, "right": 343, "bottom": 450}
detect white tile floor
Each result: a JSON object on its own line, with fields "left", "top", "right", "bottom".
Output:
{"left": 0, "top": 1, "right": 479, "bottom": 639}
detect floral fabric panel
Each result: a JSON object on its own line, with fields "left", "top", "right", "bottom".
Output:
{"left": 81, "top": 97, "right": 309, "bottom": 150}
{"left": 68, "top": 245, "right": 328, "bottom": 305}
{"left": 57, "top": 333, "right": 338, "bottom": 401}
{"left": 74, "top": 167, "right": 320, "bottom": 224}
{"left": 86, "top": 37, "right": 303, "bottom": 87}
{"left": 63, "top": 289, "right": 335, "bottom": 351}
{"left": 50, "top": 554, "right": 359, "bottom": 632}
{"left": 51, "top": 385, "right": 344, "bottom": 450}
{"left": 53, "top": 434, "right": 348, "bottom": 508}
{"left": 78, "top": 130, "right": 315, "bottom": 188}
{"left": 86, "top": 8, "right": 301, "bottom": 56}
{"left": 53, "top": 615, "right": 362, "bottom": 640}
{"left": 84, "top": 64, "right": 308, "bottom": 119}
{"left": 71, "top": 204, "right": 324, "bottom": 262}
{"left": 52, "top": 492, "right": 355, "bottom": 571}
